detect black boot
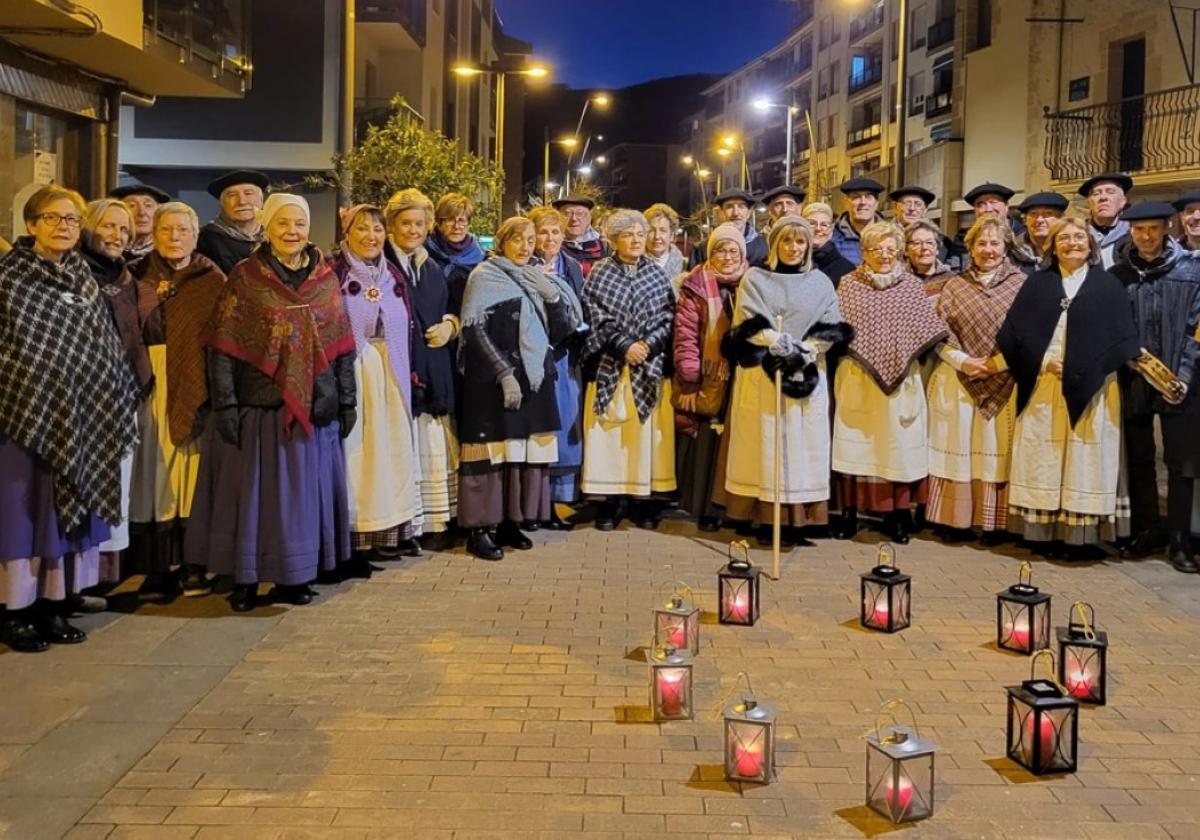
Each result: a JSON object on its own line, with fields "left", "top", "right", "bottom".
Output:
{"left": 2, "top": 609, "right": 48, "bottom": 653}
{"left": 632, "top": 501, "right": 661, "bottom": 531}
{"left": 467, "top": 528, "right": 504, "bottom": 561}
{"left": 496, "top": 521, "right": 533, "bottom": 550}
{"left": 594, "top": 498, "right": 621, "bottom": 531}
{"left": 343, "top": 551, "right": 375, "bottom": 579}
{"left": 698, "top": 515, "right": 721, "bottom": 532}
{"left": 229, "top": 584, "right": 258, "bottom": 613}
{"left": 545, "top": 506, "right": 575, "bottom": 531}
{"left": 420, "top": 530, "right": 455, "bottom": 552}
{"left": 274, "top": 584, "right": 315, "bottom": 605}
{"left": 886, "top": 511, "right": 910, "bottom": 545}
{"left": 1169, "top": 531, "right": 1198, "bottom": 573}
{"left": 754, "top": 525, "right": 794, "bottom": 549}
{"left": 520, "top": 520, "right": 540, "bottom": 532}
{"left": 833, "top": 508, "right": 858, "bottom": 540}
{"left": 38, "top": 602, "right": 87, "bottom": 644}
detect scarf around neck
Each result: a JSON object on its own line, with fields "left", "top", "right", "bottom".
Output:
{"left": 650, "top": 245, "right": 684, "bottom": 282}
{"left": 209, "top": 249, "right": 355, "bottom": 437}
{"left": 679, "top": 263, "right": 746, "bottom": 386}
{"left": 426, "top": 230, "right": 485, "bottom": 270}
{"left": 0, "top": 241, "right": 138, "bottom": 529}
{"left": 837, "top": 266, "right": 948, "bottom": 393}
{"left": 334, "top": 247, "right": 413, "bottom": 410}
{"left": 208, "top": 214, "right": 264, "bottom": 243}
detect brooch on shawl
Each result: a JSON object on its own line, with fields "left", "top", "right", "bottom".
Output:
{"left": 156, "top": 280, "right": 177, "bottom": 301}
{"left": 344, "top": 278, "right": 404, "bottom": 299}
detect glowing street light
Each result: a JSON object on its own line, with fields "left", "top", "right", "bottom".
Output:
{"left": 451, "top": 62, "right": 552, "bottom": 171}
{"left": 564, "top": 92, "right": 612, "bottom": 194}
{"left": 543, "top": 134, "right": 580, "bottom": 203}
{"left": 752, "top": 98, "right": 800, "bottom": 184}
{"left": 594, "top": 155, "right": 607, "bottom": 166}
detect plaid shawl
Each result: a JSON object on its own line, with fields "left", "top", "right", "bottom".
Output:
{"left": 0, "top": 241, "right": 138, "bottom": 530}
{"left": 209, "top": 250, "right": 355, "bottom": 437}
{"left": 133, "top": 251, "right": 226, "bottom": 445}
{"left": 583, "top": 255, "right": 675, "bottom": 420}
{"left": 837, "top": 266, "right": 948, "bottom": 394}
{"left": 937, "top": 260, "right": 1025, "bottom": 419}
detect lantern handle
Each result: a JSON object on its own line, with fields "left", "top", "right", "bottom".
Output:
{"left": 657, "top": 580, "right": 694, "bottom": 605}
{"left": 876, "top": 543, "right": 898, "bottom": 570}
{"left": 1017, "top": 560, "right": 1034, "bottom": 587}
{"left": 1070, "top": 601, "right": 1097, "bottom": 641}
{"left": 1029, "top": 649, "right": 1067, "bottom": 693}
{"left": 710, "top": 671, "right": 758, "bottom": 720}
{"left": 871, "top": 698, "right": 919, "bottom": 743}
{"left": 728, "top": 539, "right": 751, "bottom": 565}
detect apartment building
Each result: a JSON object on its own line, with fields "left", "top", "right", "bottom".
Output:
{"left": 0, "top": 0, "right": 250, "bottom": 242}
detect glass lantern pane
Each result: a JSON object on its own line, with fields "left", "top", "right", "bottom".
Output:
{"left": 893, "top": 580, "right": 911, "bottom": 631}
{"left": 721, "top": 578, "right": 753, "bottom": 624}
{"left": 999, "top": 600, "right": 1032, "bottom": 652}
{"left": 655, "top": 612, "right": 688, "bottom": 650}
{"left": 862, "top": 581, "right": 888, "bottom": 629}
{"left": 725, "top": 720, "right": 771, "bottom": 782}
{"left": 653, "top": 666, "right": 693, "bottom": 719}
{"left": 1062, "top": 643, "right": 1103, "bottom": 703}
{"left": 866, "top": 748, "right": 932, "bottom": 822}
{"left": 1031, "top": 601, "right": 1052, "bottom": 651}
{"left": 1044, "top": 706, "right": 1076, "bottom": 771}
{"left": 1007, "top": 695, "right": 1035, "bottom": 767}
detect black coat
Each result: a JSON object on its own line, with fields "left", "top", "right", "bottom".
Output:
{"left": 997, "top": 264, "right": 1140, "bottom": 426}
{"left": 384, "top": 241, "right": 455, "bottom": 417}
{"left": 812, "top": 240, "right": 855, "bottom": 287}
{"left": 196, "top": 223, "right": 257, "bottom": 275}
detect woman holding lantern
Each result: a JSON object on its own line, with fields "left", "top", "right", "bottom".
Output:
{"left": 925, "top": 213, "right": 1026, "bottom": 540}
{"left": 832, "top": 221, "right": 949, "bottom": 544}
{"left": 720, "top": 216, "right": 852, "bottom": 545}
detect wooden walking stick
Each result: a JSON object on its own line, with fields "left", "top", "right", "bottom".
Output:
{"left": 771, "top": 315, "right": 783, "bottom": 581}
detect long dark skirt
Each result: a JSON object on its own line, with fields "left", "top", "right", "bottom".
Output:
{"left": 675, "top": 425, "right": 723, "bottom": 521}
{"left": 459, "top": 461, "right": 551, "bottom": 528}
{"left": 185, "top": 408, "right": 351, "bottom": 586}
{"left": 0, "top": 437, "right": 109, "bottom": 608}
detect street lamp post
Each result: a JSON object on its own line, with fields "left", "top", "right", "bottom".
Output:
{"left": 452, "top": 62, "right": 550, "bottom": 172}
{"left": 563, "top": 93, "right": 610, "bottom": 195}
{"left": 752, "top": 99, "right": 799, "bottom": 186}
{"left": 894, "top": 0, "right": 909, "bottom": 189}
{"left": 543, "top": 133, "right": 578, "bottom": 204}
{"left": 718, "top": 133, "right": 750, "bottom": 191}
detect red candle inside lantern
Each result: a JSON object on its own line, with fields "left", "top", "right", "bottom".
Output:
{"left": 729, "top": 593, "right": 749, "bottom": 622}
{"left": 872, "top": 601, "right": 889, "bottom": 626}
{"left": 667, "top": 622, "right": 686, "bottom": 649}
{"left": 1023, "top": 713, "right": 1056, "bottom": 762}
{"left": 1066, "top": 669, "right": 1092, "bottom": 699}
{"left": 659, "top": 671, "right": 684, "bottom": 716}
{"left": 734, "top": 740, "right": 764, "bottom": 777}
{"left": 1008, "top": 614, "right": 1030, "bottom": 648}
{"left": 886, "top": 775, "right": 913, "bottom": 811}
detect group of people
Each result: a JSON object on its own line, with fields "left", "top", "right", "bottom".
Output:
{"left": 2, "top": 164, "right": 1198, "bottom": 654}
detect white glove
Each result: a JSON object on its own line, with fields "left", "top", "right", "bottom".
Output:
{"left": 500, "top": 373, "right": 523, "bottom": 410}
{"left": 425, "top": 318, "right": 456, "bottom": 348}
{"left": 768, "top": 332, "right": 796, "bottom": 357}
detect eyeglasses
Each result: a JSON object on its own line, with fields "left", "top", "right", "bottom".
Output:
{"left": 808, "top": 220, "right": 833, "bottom": 230}
{"left": 38, "top": 213, "right": 82, "bottom": 228}
{"left": 1056, "top": 233, "right": 1091, "bottom": 244}
{"left": 866, "top": 246, "right": 899, "bottom": 257}
{"left": 441, "top": 217, "right": 470, "bottom": 228}
{"left": 712, "top": 246, "right": 742, "bottom": 258}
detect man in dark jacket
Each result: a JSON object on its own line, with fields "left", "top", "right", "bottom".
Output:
{"left": 1110, "top": 201, "right": 1200, "bottom": 572}
{"left": 553, "top": 196, "right": 609, "bottom": 277}
{"left": 889, "top": 184, "right": 965, "bottom": 271}
{"left": 1174, "top": 191, "right": 1200, "bottom": 251}
{"left": 830, "top": 176, "right": 884, "bottom": 264}
{"left": 1080, "top": 172, "right": 1133, "bottom": 267}
{"left": 689, "top": 188, "right": 767, "bottom": 268}
{"left": 109, "top": 183, "right": 170, "bottom": 262}
{"left": 196, "top": 169, "right": 268, "bottom": 274}
{"left": 1010, "top": 191, "right": 1068, "bottom": 274}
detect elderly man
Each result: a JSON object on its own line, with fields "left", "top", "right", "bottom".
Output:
{"left": 195, "top": 169, "right": 268, "bottom": 274}
{"left": 1079, "top": 172, "right": 1133, "bottom": 267}
{"left": 1174, "top": 191, "right": 1200, "bottom": 251}
{"left": 109, "top": 183, "right": 170, "bottom": 262}
{"left": 1011, "top": 191, "right": 1068, "bottom": 273}
{"left": 889, "top": 184, "right": 965, "bottom": 270}
{"left": 689, "top": 188, "right": 767, "bottom": 268}
{"left": 761, "top": 184, "right": 807, "bottom": 226}
{"left": 1109, "top": 201, "right": 1200, "bottom": 572}
{"left": 552, "top": 195, "right": 609, "bottom": 277}
{"left": 831, "top": 176, "right": 885, "bottom": 264}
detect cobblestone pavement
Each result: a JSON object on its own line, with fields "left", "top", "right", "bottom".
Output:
{"left": 2, "top": 516, "right": 1200, "bottom": 840}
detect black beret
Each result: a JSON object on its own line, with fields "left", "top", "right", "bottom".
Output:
{"left": 838, "top": 177, "right": 885, "bottom": 196}
{"left": 713, "top": 188, "right": 756, "bottom": 206}
{"left": 760, "top": 184, "right": 807, "bottom": 204}
{"left": 964, "top": 182, "right": 1016, "bottom": 205}
{"left": 1077, "top": 172, "right": 1133, "bottom": 197}
{"left": 1016, "top": 191, "right": 1069, "bottom": 213}
{"left": 108, "top": 183, "right": 170, "bottom": 203}
{"left": 1120, "top": 201, "right": 1177, "bottom": 222}
{"left": 888, "top": 185, "right": 935, "bottom": 205}
{"left": 1172, "top": 191, "right": 1200, "bottom": 212}
{"left": 207, "top": 169, "right": 270, "bottom": 199}
{"left": 550, "top": 195, "right": 595, "bottom": 210}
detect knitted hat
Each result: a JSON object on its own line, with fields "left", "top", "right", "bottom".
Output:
{"left": 707, "top": 222, "right": 746, "bottom": 261}
{"left": 261, "top": 193, "right": 310, "bottom": 229}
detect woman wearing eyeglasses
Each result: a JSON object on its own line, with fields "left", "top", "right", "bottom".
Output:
{"left": 802, "top": 202, "right": 855, "bottom": 287}
{"left": 831, "top": 222, "right": 948, "bottom": 544}
{"left": 0, "top": 186, "right": 139, "bottom": 651}
{"left": 425, "top": 192, "right": 486, "bottom": 313}
{"left": 998, "top": 216, "right": 1139, "bottom": 556}
{"left": 904, "top": 220, "right": 957, "bottom": 301}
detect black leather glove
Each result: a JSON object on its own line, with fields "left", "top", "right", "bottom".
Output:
{"left": 214, "top": 406, "right": 241, "bottom": 448}
{"left": 339, "top": 407, "right": 357, "bottom": 439}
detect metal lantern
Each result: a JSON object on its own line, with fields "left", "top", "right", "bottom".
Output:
{"left": 996, "top": 561, "right": 1051, "bottom": 655}
{"left": 860, "top": 544, "right": 911, "bottom": 633}
{"left": 1057, "top": 601, "right": 1108, "bottom": 705}
{"left": 649, "top": 645, "right": 694, "bottom": 721}
{"left": 865, "top": 700, "right": 936, "bottom": 823}
{"left": 723, "top": 672, "right": 776, "bottom": 784}
{"left": 654, "top": 581, "right": 700, "bottom": 656}
{"left": 1005, "top": 650, "right": 1079, "bottom": 775}
{"left": 718, "top": 540, "right": 760, "bottom": 626}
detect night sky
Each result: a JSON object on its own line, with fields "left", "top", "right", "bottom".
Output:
{"left": 495, "top": 0, "right": 800, "bottom": 89}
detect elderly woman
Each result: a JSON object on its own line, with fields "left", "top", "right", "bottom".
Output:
{"left": 80, "top": 200, "right": 153, "bottom": 591}
{"left": 530, "top": 206, "right": 587, "bottom": 526}
{"left": 457, "top": 217, "right": 583, "bottom": 560}
{"left": 127, "top": 202, "right": 226, "bottom": 600}
{"left": 645, "top": 203, "right": 685, "bottom": 283}
{"left": 1011, "top": 192, "right": 1069, "bottom": 274}
{"left": 672, "top": 222, "right": 748, "bottom": 530}
{"left": 0, "top": 186, "right": 138, "bottom": 651}
{"left": 385, "top": 188, "right": 460, "bottom": 550}
{"left": 186, "top": 194, "right": 355, "bottom": 611}
{"left": 331, "top": 204, "right": 422, "bottom": 568}
{"left": 925, "top": 214, "right": 1026, "bottom": 540}
{"left": 803, "top": 202, "right": 855, "bottom": 287}
{"left": 424, "top": 192, "right": 486, "bottom": 312}
{"left": 580, "top": 209, "right": 677, "bottom": 530}
{"left": 833, "top": 222, "right": 949, "bottom": 543}
{"left": 722, "top": 216, "right": 852, "bottom": 545}
{"left": 905, "top": 220, "right": 957, "bottom": 300}
{"left": 998, "top": 216, "right": 1139, "bottom": 555}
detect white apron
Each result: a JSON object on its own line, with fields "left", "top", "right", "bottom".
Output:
{"left": 832, "top": 358, "right": 928, "bottom": 482}
{"left": 926, "top": 361, "right": 1016, "bottom": 484}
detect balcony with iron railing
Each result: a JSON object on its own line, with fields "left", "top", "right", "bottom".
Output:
{"left": 1043, "top": 84, "right": 1200, "bottom": 181}
{"left": 358, "top": 0, "right": 427, "bottom": 46}
{"left": 847, "top": 122, "right": 883, "bottom": 148}
{"left": 848, "top": 4, "right": 886, "bottom": 43}
{"left": 848, "top": 60, "right": 884, "bottom": 94}
{"left": 927, "top": 16, "right": 954, "bottom": 52}
{"left": 925, "top": 89, "right": 952, "bottom": 118}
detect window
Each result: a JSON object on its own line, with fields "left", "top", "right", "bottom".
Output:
{"left": 830, "top": 59, "right": 840, "bottom": 95}
{"left": 930, "top": 121, "right": 952, "bottom": 141}
{"left": 975, "top": 0, "right": 992, "bottom": 48}
{"left": 818, "top": 65, "right": 832, "bottom": 100}
{"left": 818, "top": 15, "right": 832, "bottom": 50}
{"left": 909, "top": 71, "right": 925, "bottom": 115}
{"left": 911, "top": 3, "right": 927, "bottom": 48}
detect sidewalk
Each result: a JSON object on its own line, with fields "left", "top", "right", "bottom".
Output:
{"left": 1, "top": 519, "right": 1199, "bottom": 839}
